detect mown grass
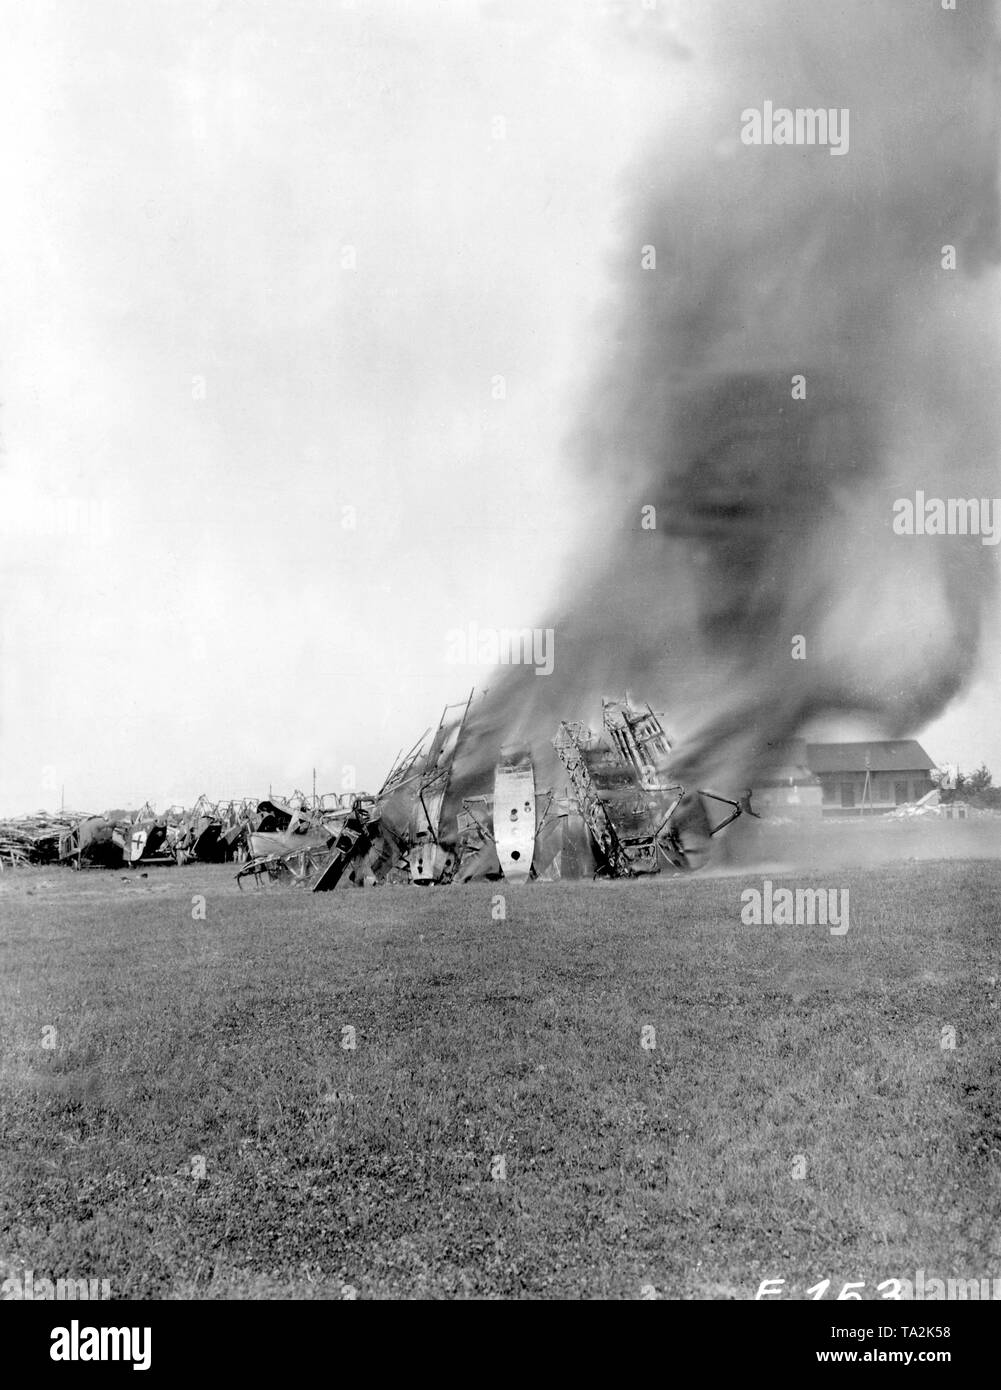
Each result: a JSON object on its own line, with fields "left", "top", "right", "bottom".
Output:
{"left": 0, "top": 861, "right": 998, "bottom": 1299}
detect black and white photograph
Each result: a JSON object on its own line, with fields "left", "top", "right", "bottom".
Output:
{"left": 1, "top": 0, "right": 999, "bottom": 1346}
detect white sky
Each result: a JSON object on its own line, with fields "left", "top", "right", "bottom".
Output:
{"left": 1, "top": 0, "right": 998, "bottom": 813}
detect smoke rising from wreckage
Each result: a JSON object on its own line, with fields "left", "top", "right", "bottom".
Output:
{"left": 451, "top": 0, "right": 1001, "bottom": 817}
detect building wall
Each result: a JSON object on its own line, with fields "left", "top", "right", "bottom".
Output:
{"left": 817, "top": 771, "right": 934, "bottom": 815}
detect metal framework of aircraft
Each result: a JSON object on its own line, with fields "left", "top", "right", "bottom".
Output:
{"left": 554, "top": 697, "right": 746, "bottom": 875}
{"left": 375, "top": 691, "right": 474, "bottom": 886}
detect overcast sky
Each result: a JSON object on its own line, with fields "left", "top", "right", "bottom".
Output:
{"left": 1, "top": 0, "right": 998, "bottom": 814}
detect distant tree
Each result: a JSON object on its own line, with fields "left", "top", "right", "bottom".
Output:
{"left": 941, "top": 763, "right": 1001, "bottom": 810}
{"left": 966, "top": 764, "right": 994, "bottom": 794}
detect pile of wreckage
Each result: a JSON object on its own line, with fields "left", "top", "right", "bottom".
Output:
{"left": 1, "top": 695, "right": 754, "bottom": 888}
{"left": 2, "top": 797, "right": 263, "bottom": 872}
{"left": 234, "top": 693, "right": 751, "bottom": 891}
{"left": 0, "top": 813, "right": 83, "bottom": 869}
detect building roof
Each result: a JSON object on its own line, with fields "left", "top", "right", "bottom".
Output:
{"left": 805, "top": 740, "right": 936, "bottom": 775}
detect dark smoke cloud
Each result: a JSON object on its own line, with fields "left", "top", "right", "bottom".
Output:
{"left": 450, "top": 0, "right": 1001, "bottom": 810}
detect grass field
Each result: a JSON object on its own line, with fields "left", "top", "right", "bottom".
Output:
{"left": 1, "top": 854, "right": 999, "bottom": 1299}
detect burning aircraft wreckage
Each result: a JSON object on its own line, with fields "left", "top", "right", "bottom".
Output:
{"left": 230, "top": 692, "right": 752, "bottom": 891}
{"left": 0, "top": 694, "right": 753, "bottom": 889}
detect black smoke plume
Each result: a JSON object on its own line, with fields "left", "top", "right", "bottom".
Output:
{"left": 451, "top": 0, "right": 1000, "bottom": 810}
